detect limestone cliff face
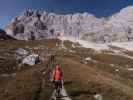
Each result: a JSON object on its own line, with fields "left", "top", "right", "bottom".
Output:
{"left": 4, "top": 6, "right": 133, "bottom": 43}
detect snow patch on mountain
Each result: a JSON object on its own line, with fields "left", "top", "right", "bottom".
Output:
{"left": 59, "top": 36, "right": 133, "bottom": 51}
{"left": 110, "top": 42, "right": 133, "bottom": 51}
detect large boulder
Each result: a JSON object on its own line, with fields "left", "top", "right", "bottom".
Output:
{"left": 22, "top": 54, "right": 40, "bottom": 65}
{"left": 15, "top": 48, "right": 29, "bottom": 60}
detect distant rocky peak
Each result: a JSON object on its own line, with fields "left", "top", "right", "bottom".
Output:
{"left": 4, "top": 6, "right": 133, "bottom": 42}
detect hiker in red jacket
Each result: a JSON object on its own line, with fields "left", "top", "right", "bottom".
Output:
{"left": 52, "top": 64, "right": 63, "bottom": 89}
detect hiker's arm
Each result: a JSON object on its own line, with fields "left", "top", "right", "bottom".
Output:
{"left": 51, "top": 70, "right": 55, "bottom": 82}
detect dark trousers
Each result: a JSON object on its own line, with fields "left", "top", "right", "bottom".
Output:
{"left": 54, "top": 80, "right": 62, "bottom": 89}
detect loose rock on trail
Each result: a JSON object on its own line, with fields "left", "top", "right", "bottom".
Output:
{"left": 50, "top": 85, "right": 72, "bottom": 100}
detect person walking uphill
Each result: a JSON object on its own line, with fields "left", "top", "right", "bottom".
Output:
{"left": 52, "top": 64, "right": 63, "bottom": 90}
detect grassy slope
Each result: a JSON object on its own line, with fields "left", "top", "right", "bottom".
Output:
{"left": 59, "top": 56, "right": 133, "bottom": 100}
{"left": 57, "top": 41, "right": 133, "bottom": 100}
{"left": 0, "top": 40, "right": 59, "bottom": 100}
{"left": 0, "top": 39, "right": 133, "bottom": 100}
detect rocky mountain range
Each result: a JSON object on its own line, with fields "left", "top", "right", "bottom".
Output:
{"left": 4, "top": 6, "right": 133, "bottom": 43}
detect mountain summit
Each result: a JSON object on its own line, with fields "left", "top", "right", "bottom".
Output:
{"left": 4, "top": 6, "right": 133, "bottom": 43}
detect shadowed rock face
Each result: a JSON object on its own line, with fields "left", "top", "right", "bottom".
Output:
{"left": 4, "top": 6, "right": 133, "bottom": 42}
{"left": 0, "top": 29, "right": 15, "bottom": 40}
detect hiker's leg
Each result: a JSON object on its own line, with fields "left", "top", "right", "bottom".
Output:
{"left": 54, "top": 81, "right": 58, "bottom": 90}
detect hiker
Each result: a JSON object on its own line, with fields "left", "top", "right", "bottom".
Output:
{"left": 52, "top": 64, "right": 63, "bottom": 90}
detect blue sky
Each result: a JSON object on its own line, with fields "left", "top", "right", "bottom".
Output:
{"left": 0, "top": 0, "right": 133, "bottom": 28}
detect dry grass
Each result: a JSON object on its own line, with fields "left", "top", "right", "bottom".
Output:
{"left": 60, "top": 57, "right": 133, "bottom": 100}
{"left": 0, "top": 40, "right": 58, "bottom": 100}
{"left": 0, "top": 39, "right": 133, "bottom": 100}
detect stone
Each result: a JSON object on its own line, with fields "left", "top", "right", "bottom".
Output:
{"left": 94, "top": 94, "right": 103, "bottom": 100}
{"left": 15, "top": 48, "right": 29, "bottom": 60}
{"left": 22, "top": 54, "right": 40, "bottom": 65}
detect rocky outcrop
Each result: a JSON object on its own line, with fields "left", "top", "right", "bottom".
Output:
{"left": 4, "top": 6, "right": 133, "bottom": 42}
{"left": 0, "top": 29, "right": 15, "bottom": 40}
